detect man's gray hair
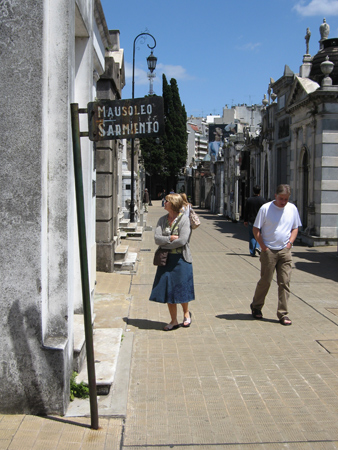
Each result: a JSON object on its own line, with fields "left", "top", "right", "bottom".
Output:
{"left": 276, "top": 184, "right": 291, "bottom": 196}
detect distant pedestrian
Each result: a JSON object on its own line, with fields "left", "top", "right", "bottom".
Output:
{"left": 161, "top": 189, "right": 166, "bottom": 206}
{"left": 143, "top": 188, "right": 149, "bottom": 212}
{"left": 244, "top": 185, "right": 266, "bottom": 257}
{"left": 170, "top": 188, "right": 175, "bottom": 194}
{"left": 250, "top": 184, "right": 301, "bottom": 326}
{"left": 150, "top": 194, "right": 194, "bottom": 330}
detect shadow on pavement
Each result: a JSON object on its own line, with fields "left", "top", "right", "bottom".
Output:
{"left": 124, "top": 317, "right": 166, "bottom": 330}
{"left": 196, "top": 210, "right": 249, "bottom": 244}
{"left": 198, "top": 208, "right": 338, "bottom": 284}
{"left": 45, "top": 416, "right": 91, "bottom": 428}
{"left": 216, "top": 313, "right": 279, "bottom": 324}
{"left": 294, "top": 250, "right": 338, "bottom": 283}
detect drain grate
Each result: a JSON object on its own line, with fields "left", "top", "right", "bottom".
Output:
{"left": 140, "top": 248, "right": 151, "bottom": 252}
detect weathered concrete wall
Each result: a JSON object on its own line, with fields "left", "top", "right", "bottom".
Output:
{"left": 0, "top": 0, "right": 111, "bottom": 414}
{"left": 0, "top": 0, "right": 72, "bottom": 414}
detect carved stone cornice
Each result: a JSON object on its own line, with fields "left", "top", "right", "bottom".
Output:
{"left": 287, "top": 96, "right": 312, "bottom": 114}
{"left": 94, "top": 0, "right": 111, "bottom": 49}
{"left": 288, "top": 86, "right": 338, "bottom": 114}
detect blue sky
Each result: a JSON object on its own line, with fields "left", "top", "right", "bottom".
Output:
{"left": 100, "top": 0, "right": 338, "bottom": 117}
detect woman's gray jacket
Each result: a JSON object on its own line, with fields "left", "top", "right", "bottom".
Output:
{"left": 154, "top": 214, "right": 192, "bottom": 263}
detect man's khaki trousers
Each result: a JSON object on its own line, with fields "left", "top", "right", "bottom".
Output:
{"left": 252, "top": 247, "right": 292, "bottom": 319}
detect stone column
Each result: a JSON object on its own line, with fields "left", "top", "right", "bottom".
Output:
{"left": 95, "top": 57, "right": 121, "bottom": 272}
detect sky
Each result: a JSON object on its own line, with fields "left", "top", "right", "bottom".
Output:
{"left": 100, "top": 0, "right": 338, "bottom": 118}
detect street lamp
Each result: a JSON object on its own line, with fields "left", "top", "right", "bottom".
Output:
{"left": 130, "top": 33, "right": 157, "bottom": 223}
{"left": 147, "top": 51, "right": 157, "bottom": 95}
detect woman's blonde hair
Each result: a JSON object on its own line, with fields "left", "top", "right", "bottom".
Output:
{"left": 180, "top": 193, "right": 189, "bottom": 206}
{"left": 166, "top": 194, "right": 183, "bottom": 213}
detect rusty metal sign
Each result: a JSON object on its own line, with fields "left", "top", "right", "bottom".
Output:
{"left": 87, "top": 96, "right": 164, "bottom": 141}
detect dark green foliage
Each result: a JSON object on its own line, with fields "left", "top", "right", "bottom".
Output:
{"left": 139, "top": 77, "right": 187, "bottom": 187}
{"left": 162, "top": 75, "right": 187, "bottom": 178}
{"left": 139, "top": 134, "right": 167, "bottom": 177}
{"left": 170, "top": 78, "right": 188, "bottom": 170}
{"left": 70, "top": 372, "right": 89, "bottom": 401}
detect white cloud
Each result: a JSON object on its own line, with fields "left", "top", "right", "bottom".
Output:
{"left": 124, "top": 61, "right": 193, "bottom": 86}
{"left": 236, "top": 42, "right": 261, "bottom": 51}
{"left": 125, "top": 62, "right": 148, "bottom": 85}
{"left": 293, "top": 0, "right": 338, "bottom": 16}
{"left": 156, "top": 63, "right": 194, "bottom": 81}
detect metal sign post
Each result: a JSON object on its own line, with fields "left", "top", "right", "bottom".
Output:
{"left": 70, "top": 103, "right": 98, "bottom": 430}
{"left": 69, "top": 96, "right": 164, "bottom": 429}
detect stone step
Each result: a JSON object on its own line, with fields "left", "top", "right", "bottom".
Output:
{"left": 121, "top": 222, "right": 138, "bottom": 232}
{"left": 66, "top": 331, "right": 134, "bottom": 418}
{"left": 76, "top": 328, "right": 123, "bottom": 395}
{"left": 119, "top": 219, "right": 130, "bottom": 227}
{"left": 114, "top": 252, "right": 138, "bottom": 272}
{"left": 73, "top": 313, "right": 95, "bottom": 374}
{"left": 114, "top": 244, "right": 129, "bottom": 261}
{"left": 126, "top": 226, "right": 143, "bottom": 237}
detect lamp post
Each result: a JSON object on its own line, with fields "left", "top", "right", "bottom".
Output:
{"left": 148, "top": 152, "right": 153, "bottom": 206}
{"left": 148, "top": 136, "right": 160, "bottom": 206}
{"left": 130, "top": 33, "right": 157, "bottom": 223}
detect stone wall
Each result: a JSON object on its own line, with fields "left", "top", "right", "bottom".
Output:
{"left": 0, "top": 0, "right": 113, "bottom": 414}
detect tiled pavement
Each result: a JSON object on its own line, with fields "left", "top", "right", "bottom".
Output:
{"left": 1, "top": 200, "right": 338, "bottom": 449}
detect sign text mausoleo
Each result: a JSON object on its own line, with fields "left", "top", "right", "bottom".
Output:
{"left": 87, "top": 97, "right": 164, "bottom": 141}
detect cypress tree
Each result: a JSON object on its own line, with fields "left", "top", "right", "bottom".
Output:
{"left": 170, "top": 78, "right": 187, "bottom": 170}
{"left": 162, "top": 74, "right": 187, "bottom": 187}
{"left": 140, "top": 75, "right": 187, "bottom": 191}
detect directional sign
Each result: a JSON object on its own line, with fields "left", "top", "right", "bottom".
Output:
{"left": 87, "top": 96, "right": 165, "bottom": 141}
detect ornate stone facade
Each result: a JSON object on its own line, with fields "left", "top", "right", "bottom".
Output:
{"left": 249, "top": 19, "right": 338, "bottom": 245}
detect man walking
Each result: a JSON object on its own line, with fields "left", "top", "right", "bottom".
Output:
{"left": 244, "top": 185, "right": 266, "bottom": 257}
{"left": 143, "top": 188, "right": 149, "bottom": 213}
{"left": 250, "top": 184, "right": 302, "bottom": 326}
{"left": 161, "top": 189, "right": 166, "bottom": 206}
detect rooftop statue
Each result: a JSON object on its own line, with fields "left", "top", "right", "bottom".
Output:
{"left": 320, "top": 18, "right": 330, "bottom": 42}
{"left": 305, "top": 28, "right": 311, "bottom": 55}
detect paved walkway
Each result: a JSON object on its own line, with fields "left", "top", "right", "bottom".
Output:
{"left": 1, "top": 200, "right": 338, "bottom": 449}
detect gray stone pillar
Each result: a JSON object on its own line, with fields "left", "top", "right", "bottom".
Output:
{"left": 96, "top": 138, "right": 116, "bottom": 272}
{"left": 96, "top": 53, "right": 123, "bottom": 272}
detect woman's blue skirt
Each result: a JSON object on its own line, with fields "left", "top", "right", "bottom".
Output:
{"left": 149, "top": 254, "right": 195, "bottom": 304}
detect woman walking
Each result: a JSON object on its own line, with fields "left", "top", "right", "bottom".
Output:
{"left": 150, "top": 193, "right": 195, "bottom": 330}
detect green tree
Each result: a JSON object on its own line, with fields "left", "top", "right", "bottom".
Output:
{"left": 139, "top": 76, "right": 187, "bottom": 190}
{"left": 170, "top": 77, "right": 188, "bottom": 169}
{"left": 139, "top": 134, "right": 166, "bottom": 177}
{"left": 162, "top": 75, "right": 187, "bottom": 186}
